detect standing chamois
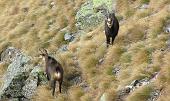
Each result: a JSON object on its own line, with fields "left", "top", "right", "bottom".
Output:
{"left": 105, "top": 12, "right": 119, "bottom": 47}
{"left": 39, "top": 48, "right": 64, "bottom": 96}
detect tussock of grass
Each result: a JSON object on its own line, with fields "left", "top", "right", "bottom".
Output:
{"left": 158, "top": 52, "right": 170, "bottom": 84}
{"left": 68, "top": 87, "right": 84, "bottom": 101}
{"left": 102, "top": 45, "right": 124, "bottom": 68}
{"left": 32, "top": 86, "right": 56, "bottom": 101}
{"left": 80, "top": 94, "right": 92, "bottom": 101}
{"left": 148, "top": 7, "right": 169, "bottom": 38}
{"left": 131, "top": 48, "right": 150, "bottom": 66}
{"left": 0, "top": 62, "right": 9, "bottom": 86}
{"left": 151, "top": 50, "right": 163, "bottom": 66}
{"left": 150, "top": 0, "right": 170, "bottom": 11}
{"left": 140, "top": 0, "right": 150, "bottom": 4}
{"left": 126, "top": 24, "right": 146, "bottom": 43}
{"left": 120, "top": 52, "right": 132, "bottom": 63}
{"left": 135, "top": 9, "right": 151, "bottom": 19}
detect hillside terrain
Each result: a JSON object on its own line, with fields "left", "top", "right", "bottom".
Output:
{"left": 0, "top": 0, "right": 170, "bottom": 101}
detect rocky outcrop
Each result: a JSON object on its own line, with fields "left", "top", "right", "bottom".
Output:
{"left": 0, "top": 51, "right": 31, "bottom": 100}
{"left": 116, "top": 72, "right": 159, "bottom": 101}
{"left": 0, "top": 47, "right": 46, "bottom": 100}
{"left": 75, "top": 0, "right": 117, "bottom": 30}
{"left": 22, "top": 66, "right": 43, "bottom": 99}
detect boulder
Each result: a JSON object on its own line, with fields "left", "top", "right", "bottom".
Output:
{"left": 22, "top": 66, "right": 43, "bottom": 99}
{"left": 75, "top": 0, "right": 117, "bottom": 30}
{"left": 0, "top": 53, "right": 31, "bottom": 99}
{"left": 0, "top": 47, "right": 47, "bottom": 100}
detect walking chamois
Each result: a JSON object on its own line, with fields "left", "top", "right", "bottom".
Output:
{"left": 105, "top": 12, "right": 119, "bottom": 47}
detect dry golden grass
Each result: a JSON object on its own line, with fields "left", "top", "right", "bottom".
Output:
{"left": 102, "top": 45, "right": 124, "bottom": 69}
{"left": 157, "top": 52, "right": 170, "bottom": 85}
{"left": 131, "top": 48, "right": 149, "bottom": 66}
{"left": 32, "top": 85, "right": 56, "bottom": 101}
{"left": 0, "top": 62, "right": 9, "bottom": 87}
{"left": 0, "top": 0, "right": 170, "bottom": 100}
{"left": 68, "top": 86, "right": 84, "bottom": 101}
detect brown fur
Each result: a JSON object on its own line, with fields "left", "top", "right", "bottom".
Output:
{"left": 39, "top": 48, "right": 64, "bottom": 96}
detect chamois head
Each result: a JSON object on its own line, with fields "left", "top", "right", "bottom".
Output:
{"left": 106, "top": 12, "right": 115, "bottom": 28}
{"left": 39, "top": 48, "right": 48, "bottom": 57}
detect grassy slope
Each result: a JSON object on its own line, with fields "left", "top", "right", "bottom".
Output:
{"left": 0, "top": 0, "right": 170, "bottom": 101}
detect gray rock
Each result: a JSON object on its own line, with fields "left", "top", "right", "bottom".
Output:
{"left": 112, "top": 65, "right": 121, "bottom": 76}
{"left": 166, "top": 27, "right": 170, "bottom": 33}
{"left": 22, "top": 66, "right": 42, "bottom": 99}
{"left": 80, "top": 81, "right": 89, "bottom": 92}
{"left": 67, "top": 73, "right": 83, "bottom": 85}
{"left": 75, "top": 0, "right": 117, "bottom": 30}
{"left": 0, "top": 48, "right": 46, "bottom": 100}
{"left": 147, "top": 89, "right": 162, "bottom": 101}
{"left": 165, "top": 24, "right": 170, "bottom": 33}
{"left": 58, "top": 45, "right": 68, "bottom": 52}
{"left": 116, "top": 87, "right": 131, "bottom": 101}
{"left": 0, "top": 53, "right": 31, "bottom": 99}
{"left": 116, "top": 73, "right": 159, "bottom": 101}
{"left": 98, "top": 58, "right": 104, "bottom": 65}
{"left": 167, "top": 39, "right": 170, "bottom": 49}
{"left": 0, "top": 47, "right": 21, "bottom": 63}
{"left": 64, "top": 33, "right": 74, "bottom": 42}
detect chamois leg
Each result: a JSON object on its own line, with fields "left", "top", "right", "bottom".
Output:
{"left": 59, "top": 80, "right": 62, "bottom": 93}
{"left": 106, "top": 36, "right": 110, "bottom": 47}
{"left": 47, "top": 74, "right": 50, "bottom": 81}
{"left": 51, "top": 80, "right": 56, "bottom": 96}
{"left": 111, "top": 36, "right": 116, "bottom": 45}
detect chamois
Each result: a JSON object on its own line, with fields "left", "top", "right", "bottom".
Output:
{"left": 39, "top": 48, "right": 64, "bottom": 96}
{"left": 105, "top": 12, "right": 119, "bottom": 47}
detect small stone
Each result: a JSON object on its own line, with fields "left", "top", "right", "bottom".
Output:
{"left": 112, "top": 64, "right": 121, "bottom": 75}
{"left": 59, "top": 45, "right": 68, "bottom": 52}
{"left": 64, "top": 33, "right": 74, "bottom": 42}
{"left": 98, "top": 58, "right": 104, "bottom": 64}
{"left": 139, "top": 4, "right": 149, "bottom": 9}
{"left": 165, "top": 27, "right": 170, "bottom": 33}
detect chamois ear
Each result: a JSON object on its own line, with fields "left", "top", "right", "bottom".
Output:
{"left": 42, "top": 48, "right": 48, "bottom": 55}
{"left": 39, "top": 48, "right": 44, "bottom": 56}
{"left": 39, "top": 48, "right": 48, "bottom": 56}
